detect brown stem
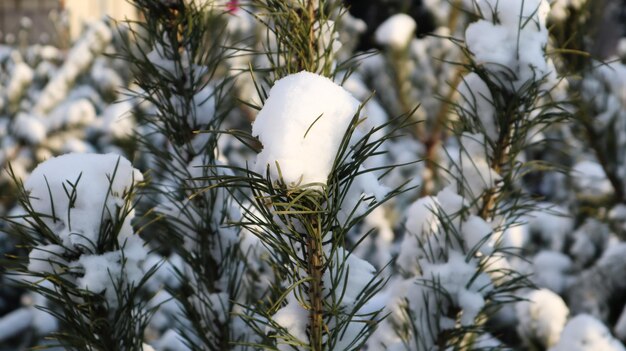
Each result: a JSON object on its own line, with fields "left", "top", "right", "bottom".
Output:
{"left": 478, "top": 188, "right": 497, "bottom": 220}
{"left": 306, "top": 214, "right": 324, "bottom": 351}
{"left": 420, "top": 69, "right": 465, "bottom": 196}
{"left": 478, "top": 142, "right": 506, "bottom": 220}
{"left": 478, "top": 110, "right": 511, "bottom": 220}
{"left": 299, "top": 0, "right": 316, "bottom": 72}
{"left": 447, "top": 0, "right": 463, "bottom": 34}
{"left": 420, "top": 138, "right": 441, "bottom": 197}
{"left": 388, "top": 49, "right": 415, "bottom": 130}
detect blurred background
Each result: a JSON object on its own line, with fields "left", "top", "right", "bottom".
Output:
{"left": 1, "top": 0, "right": 625, "bottom": 56}
{"left": 0, "top": 0, "right": 137, "bottom": 48}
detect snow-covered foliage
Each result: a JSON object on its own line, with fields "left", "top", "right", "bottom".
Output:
{"left": 252, "top": 71, "right": 360, "bottom": 188}
{"left": 238, "top": 66, "right": 393, "bottom": 350}
{"left": 25, "top": 153, "right": 142, "bottom": 252}
{"left": 4, "top": 153, "right": 149, "bottom": 349}
{"left": 466, "top": 0, "right": 551, "bottom": 89}
{"left": 2, "top": 0, "right": 626, "bottom": 350}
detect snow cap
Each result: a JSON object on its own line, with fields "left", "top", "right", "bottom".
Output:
{"left": 252, "top": 71, "right": 360, "bottom": 188}
{"left": 25, "top": 153, "right": 143, "bottom": 251}
{"left": 375, "top": 14, "right": 417, "bottom": 50}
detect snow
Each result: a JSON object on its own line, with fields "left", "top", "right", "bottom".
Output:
{"left": 457, "top": 72, "right": 497, "bottom": 141}
{"left": 155, "top": 329, "right": 191, "bottom": 351}
{"left": 473, "top": 333, "right": 502, "bottom": 349}
{"left": 24, "top": 153, "right": 143, "bottom": 251}
{"left": 366, "top": 278, "right": 435, "bottom": 350}
{"left": 1, "top": 2, "right": 626, "bottom": 350}
{"left": 27, "top": 244, "right": 67, "bottom": 274}
{"left": 0, "top": 308, "right": 33, "bottom": 342}
{"left": 527, "top": 203, "right": 573, "bottom": 252}
{"left": 75, "top": 252, "right": 124, "bottom": 300}
{"left": 516, "top": 289, "right": 569, "bottom": 348}
{"left": 453, "top": 132, "right": 501, "bottom": 198}
{"left": 314, "top": 20, "right": 342, "bottom": 71}
{"left": 569, "top": 219, "right": 609, "bottom": 269}
{"left": 23, "top": 153, "right": 147, "bottom": 308}
{"left": 72, "top": 234, "right": 147, "bottom": 306}
{"left": 6, "top": 62, "right": 33, "bottom": 104}
{"left": 191, "top": 85, "right": 216, "bottom": 126}
{"left": 374, "top": 14, "right": 417, "bottom": 50}
{"left": 207, "top": 292, "right": 230, "bottom": 324}
{"left": 610, "top": 204, "right": 626, "bottom": 232}
{"left": 98, "top": 101, "right": 136, "bottom": 140}
{"left": 550, "top": 314, "right": 625, "bottom": 351}
{"left": 421, "top": 250, "right": 492, "bottom": 326}
{"left": 394, "top": 179, "right": 499, "bottom": 336}
{"left": 252, "top": 71, "right": 360, "bottom": 188}
{"left": 145, "top": 38, "right": 210, "bottom": 88}
{"left": 342, "top": 74, "right": 389, "bottom": 143}
{"left": 336, "top": 167, "right": 389, "bottom": 225}
{"left": 28, "top": 282, "right": 59, "bottom": 335}
{"left": 12, "top": 112, "right": 47, "bottom": 144}
{"left": 572, "top": 160, "right": 613, "bottom": 199}
{"left": 483, "top": 252, "right": 514, "bottom": 285}
{"left": 580, "top": 61, "right": 626, "bottom": 161}
{"left": 465, "top": 21, "right": 514, "bottom": 67}
{"left": 47, "top": 99, "right": 97, "bottom": 131}
{"left": 549, "top": 0, "right": 587, "bottom": 21}
{"left": 149, "top": 291, "right": 183, "bottom": 332}
{"left": 91, "top": 58, "right": 124, "bottom": 95}
{"left": 500, "top": 222, "right": 529, "bottom": 249}
{"left": 323, "top": 247, "right": 377, "bottom": 306}
{"left": 271, "top": 296, "right": 309, "bottom": 350}
{"left": 396, "top": 196, "right": 441, "bottom": 273}
{"left": 532, "top": 250, "right": 572, "bottom": 294}
{"left": 143, "top": 253, "right": 184, "bottom": 291}
{"left": 462, "top": 215, "right": 494, "bottom": 255}
{"left": 270, "top": 247, "right": 377, "bottom": 350}
{"left": 436, "top": 185, "right": 466, "bottom": 215}
{"left": 474, "top": 0, "right": 550, "bottom": 27}
{"left": 356, "top": 206, "right": 395, "bottom": 268}
{"left": 458, "top": 288, "right": 486, "bottom": 325}
{"left": 405, "top": 196, "right": 441, "bottom": 237}
{"left": 465, "top": 0, "right": 551, "bottom": 90}
{"left": 34, "top": 21, "right": 113, "bottom": 114}
{"left": 167, "top": 85, "right": 217, "bottom": 129}
{"left": 566, "top": 244, "right": 626, "bottom": 323}
{"left": 62, "top": 138, "right": 95, "bottom": 154}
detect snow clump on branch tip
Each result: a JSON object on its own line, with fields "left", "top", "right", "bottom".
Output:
{"left": 252, "top": 71, "right": 360, "bottom": 189}
{"left": 25, "top": 153, "right": 143, "bottom": 251}
{"left": 374, "top": 13, "right": 417, "bottom": 50}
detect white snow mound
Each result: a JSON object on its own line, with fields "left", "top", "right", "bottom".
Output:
{"left": 25, "top": 153, "right": 143, "bottom": 251}
{"left": 549, "top": 314, "right": 625, "bottom": 351}
{"left": 252, "top": 71, "right": 360, "bottom": 188}
{"left": 516, "top": 289, "right": 569, "bottom": 348}
{"left": 375, "top": 14, "right": 417, "bottom": 50}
